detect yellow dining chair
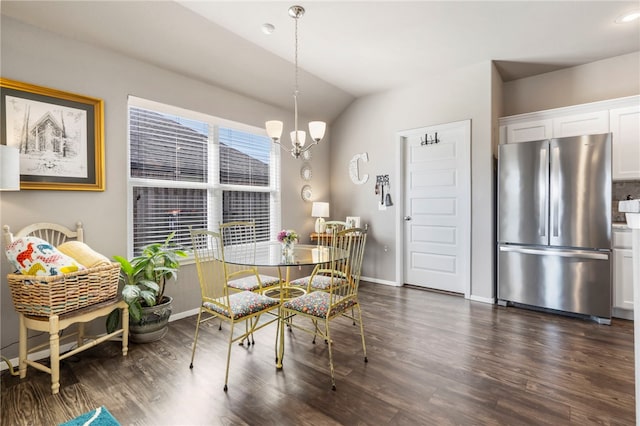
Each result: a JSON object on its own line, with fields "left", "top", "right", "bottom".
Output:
{"left": 219, "top": 221, "right": 281, "bottom": 293}
{"left": 290, "top": 221, "right": 350, "bottom": 292}
{"left": 281, "top": 226, "right": 368, "bottom": 390}
{"left": 189, "top": 228, "right": 279, "bottom": 392}
{"left": 314, "top": 220, "right": 347, "bottom": 247}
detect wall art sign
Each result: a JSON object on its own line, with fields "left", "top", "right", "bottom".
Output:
{"left": 349, "top": 152, "right": 369, "bottom": 185}
{"left": 0, "top": 78, "right": 105, "bottom": 191}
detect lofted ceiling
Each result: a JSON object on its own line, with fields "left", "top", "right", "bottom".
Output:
{"left": 1, "top": 1, "right": 639, "bottom": 122}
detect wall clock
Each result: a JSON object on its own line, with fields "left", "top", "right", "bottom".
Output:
{"left": 301, "top": 184, "right": 312, "bottom": 202}
{"left": 300, "top": 163, "right": 312, "bottom": 181}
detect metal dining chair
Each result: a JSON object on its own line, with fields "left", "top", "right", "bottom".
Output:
{"left": 219, "top": 221, "right": 281, "bottom": 293}
{"left": 281, "top": 226, "right": 369, "bottom": 390}
{"left": 189, "top": 228, "right": 280, "bottom": 392}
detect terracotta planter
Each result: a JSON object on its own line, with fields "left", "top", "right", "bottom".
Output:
{"left": 129, "top": 296, "right": 172, "bottom": 343}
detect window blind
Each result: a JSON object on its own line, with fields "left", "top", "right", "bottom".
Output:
{"left": 127, "top": 97, "right": 280, "bottom": 257}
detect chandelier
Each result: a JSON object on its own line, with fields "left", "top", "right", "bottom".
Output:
{"left": 265, "top": 5, "right": 326, "bottom": 159}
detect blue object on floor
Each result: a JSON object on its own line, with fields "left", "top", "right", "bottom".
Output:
{"left": 59, "top": 406, "right": 120, "bottom": 426}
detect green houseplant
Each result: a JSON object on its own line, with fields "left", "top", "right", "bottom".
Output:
{"left": 107, "top": 232, "right": 187, "bottom": 341}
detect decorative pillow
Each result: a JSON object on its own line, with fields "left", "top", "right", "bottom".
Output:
{"left": 5, "top": 236, "right": 86, "bottom": 276}
{"left": 57, "top": 241, "right": 111, "bottom": 268}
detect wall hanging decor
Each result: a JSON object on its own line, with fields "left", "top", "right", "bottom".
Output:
{"left": 375, "top": 174, "right": 393, "bottom": 210}
{"left": 301, "top": 184, "right": 312, "bottom": 202}
{"left": 420, "top": 132, "right": 440, "bottom": 146}
{"left": 0, "top": 78, "right": 105, "bottom": 191}
{"left": 300, "top": 163, "right": 312, "bottom": 181}
{"left": 349, "top": 152, "right": 369, "bottom": 185}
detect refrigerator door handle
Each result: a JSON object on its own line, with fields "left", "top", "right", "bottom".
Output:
{"left": 551, "top": 145, "right": 560, "bottom": 237}
{"left": 538, "top": 146, "right": 548, "bottom": 237}
{"left": 499, "top": 246, "right": 609, "bottom": 260}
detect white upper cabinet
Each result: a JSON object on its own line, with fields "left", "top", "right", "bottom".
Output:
{"left": 504, "top": 119, "right": 552, "bottom": 143}
{"left": 552, "top": 111, "right": 609, "bottom": 138}
{"left": 499, "top": 96, "right": 639, "bottom": 181}
{"left": 610, "top": 105, "right": 640, "bottom": 180}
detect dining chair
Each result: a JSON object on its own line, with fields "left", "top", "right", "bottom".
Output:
{"left": 189, "top": 228, "right": 280, "bottom": 392}
{"left": 290, "top": 221, "right": 351, "bottom": 292}
{"left": 281, "top": 226, "right": 368, "bottom": 390}
{"left": 314, "top": 220, "right": 347, "bottom": 247}
{"left": 219, "top": 221, "right": 281, "bottom": 293}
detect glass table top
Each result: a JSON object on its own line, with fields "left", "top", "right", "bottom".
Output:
{"left": 223, "top": 242, "right": 346, "bottom": 267}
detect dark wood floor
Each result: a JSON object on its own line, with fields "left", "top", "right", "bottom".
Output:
{"left": 1, "top": 282, "right": 635, "bottom": 425}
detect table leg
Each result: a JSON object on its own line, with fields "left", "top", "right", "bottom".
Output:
{"left": 276, "top": 266, "right": 291, "bottom": 369}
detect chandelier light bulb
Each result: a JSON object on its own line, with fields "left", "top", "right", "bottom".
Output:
{"left": 266, "top": 120, "right": 284, "bottom": 141}
{"left": 290, "top": 130, "right": 306, "bottom": 147}
{"left": 309, "top": 121, "right": 326, "bottom": 142}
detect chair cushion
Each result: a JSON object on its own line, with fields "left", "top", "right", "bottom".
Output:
{"left": 5, "top": 236, "right": 85, "bottom": 276}
{"left": 227, "top": 274, "right": 281, "bottom": 291}
{"left": 204, "top": 291, "right": 279, "bottom": 320}
{"left": 283, "top": 291, "right": 357, "bottom": 319}
{"left": 290, "top": 274, "right": 347, "bottom": 290}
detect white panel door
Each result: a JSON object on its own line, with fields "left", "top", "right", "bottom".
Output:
{"left": 402, "top": 120, "right": 470, "bottom": 294}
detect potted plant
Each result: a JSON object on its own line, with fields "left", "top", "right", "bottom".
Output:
{"left": 107, "top": 232, "right": 187, "bottom": 342}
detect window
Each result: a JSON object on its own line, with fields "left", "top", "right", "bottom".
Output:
{"left": 127, "top": 97, "right": 280, "bottom": 256}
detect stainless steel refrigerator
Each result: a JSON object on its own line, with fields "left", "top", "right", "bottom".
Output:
{"left": 497, "top": 133, "right": 612, "bottom": 323}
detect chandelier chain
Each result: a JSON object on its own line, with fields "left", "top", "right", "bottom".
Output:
{"left": 293, "top": 12, "right": 299, "bottom": 137}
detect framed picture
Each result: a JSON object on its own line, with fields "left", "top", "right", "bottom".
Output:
{"left": 346, "top": 216, "right": 361, "bottom": 229}
{"left": 0, "top": 78, "right": 105, "bottom": 191}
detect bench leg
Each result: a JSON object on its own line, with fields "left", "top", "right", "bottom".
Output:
{"left": 121, "top": 304, "right": 129, "bottom": 356}
{"left": 49, "top": 316, "right": 60, "bottom": 395}
{"left": 18, "top": 314, "right": 27, "bottom": 379}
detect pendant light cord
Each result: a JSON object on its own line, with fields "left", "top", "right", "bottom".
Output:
{"left": 293, "top": 12, "right": 299, "bottom": 141}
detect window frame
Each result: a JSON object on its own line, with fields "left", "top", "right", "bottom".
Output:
{"left": 126, "top": 96, "right": 281, "bottom": 261}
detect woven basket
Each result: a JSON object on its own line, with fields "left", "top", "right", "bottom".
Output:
{"left": 7, "top": 262, "right": 121, "bottom": 316}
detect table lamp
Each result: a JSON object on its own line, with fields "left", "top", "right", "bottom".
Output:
{"left": 0, "top": 145, "right": 20, "bottom": 191}
{"left": 312, "top": 202, "right": 330, "bottom": 233}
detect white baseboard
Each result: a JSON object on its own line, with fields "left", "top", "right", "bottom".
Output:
{"left": 468, "top": 294, "right": 496, "bottom": 304}
{"left": 169, "top": 308, "right": 199, "bottom": 322}
{"left": 1, "top": 342, "right": 76, "bottom": 373}
{"left": 0, "top": 310, "right": 198, "bottom": 373}
{"left": 361, "top": 276, "right": 399, "bottom": 286}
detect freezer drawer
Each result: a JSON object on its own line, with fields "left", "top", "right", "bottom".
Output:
{"left": 498, "top": 245, "right": 611, "bottom": 319}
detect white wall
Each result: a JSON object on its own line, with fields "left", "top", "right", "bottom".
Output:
{"left": 503, "top": 51, "right": 640, "bottom": 116}
{"left": 330, "top": 61, "right": 495, "bottom": 301}
{"left": 0, "top": 16, "right": 329, "bottom": 359}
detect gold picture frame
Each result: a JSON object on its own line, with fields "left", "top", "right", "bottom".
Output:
{"left": 0, "top": 78, "right": 105, "bottom": 191}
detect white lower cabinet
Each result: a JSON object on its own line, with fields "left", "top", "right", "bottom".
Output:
{"left": 613, "top": 227, "right": 633, "bottom": 318}
{"left": 614, "top": 248, "right": 634, "bottom": 311}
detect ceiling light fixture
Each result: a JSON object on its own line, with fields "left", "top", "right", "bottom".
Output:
{"left": 265, "top": 5, "right": 326, "bottom": 159}
{"left": 615, "top": 10, "right": 640, "bottom": 23}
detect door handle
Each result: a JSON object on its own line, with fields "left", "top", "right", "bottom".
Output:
{"left": 404, "top": 216, "right": 412, "bottom": 221}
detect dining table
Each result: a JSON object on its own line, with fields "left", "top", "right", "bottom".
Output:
{"left": 222, "top": 241, "right": 348, "bottom": 368}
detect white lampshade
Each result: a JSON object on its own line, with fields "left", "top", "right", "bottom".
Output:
{"left": 312, "top": 201, "right": 329, "bottom": 218}
{"left": 265, "top": 120, "right": 284, "bottom": 140}
{"left": 0, "top": 145, "right": 20, "bottom": 191}
{"left": 290, "top": 130, "right": 306, "bottom": 147}
{"left": 309, "top": 121, "right": 326, "bottom": 142}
